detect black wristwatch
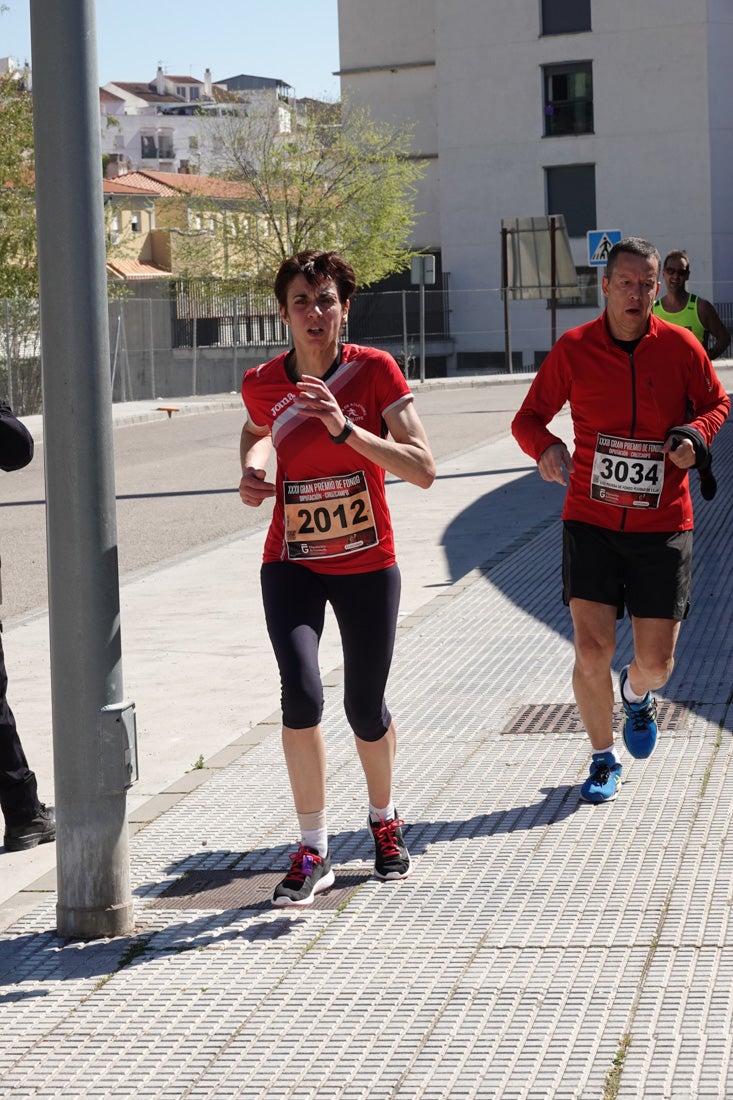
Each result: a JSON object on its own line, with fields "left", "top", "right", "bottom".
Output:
{"left": 329, "top": 416, "right": 354, "bottom": 444}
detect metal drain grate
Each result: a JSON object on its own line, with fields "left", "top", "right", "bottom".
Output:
{"left": 502, "top": 700, "right": 696, "bottom": 736}
{"left": 152, "top": 868, "right": 371, "bottom": 911}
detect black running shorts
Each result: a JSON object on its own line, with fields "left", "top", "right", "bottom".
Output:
{"left": 562, "top": 520, "right": 692, "bottom": 621}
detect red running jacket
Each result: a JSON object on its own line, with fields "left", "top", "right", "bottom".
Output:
{"left": 511, "top": 313, "right": 730, "bottom": 532}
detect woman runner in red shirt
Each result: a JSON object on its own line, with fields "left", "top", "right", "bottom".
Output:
{"left": 239, "top": 250, "right": 435, "bottom": 907}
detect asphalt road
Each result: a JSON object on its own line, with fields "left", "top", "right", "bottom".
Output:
{"left": 0, "top": 380, "right": 535, "bottom": 624}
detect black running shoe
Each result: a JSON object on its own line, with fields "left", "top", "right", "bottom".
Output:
{"left": 272, "top": 844, "right": 335, "bottom": 908}
{"left": 4, "top": 805, "right": 56, "bottom": 852}
{"left": 369, "top": 812, "right": 412, "bottom": 880}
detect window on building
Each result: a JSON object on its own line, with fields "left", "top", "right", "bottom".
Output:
{"left": 141, "top": 133, "right": 156, "bottom": 159}
{"left": 545, "top": 163, "right": 596, "bottom": 237}
{"left": 557, "top": 265, "right": 598, "bottom": 308}
{"left": 541, "top": 0, "right": 591, "bottom": 35}
{"left": 158, "top": 130, "right": 174, "bottom": 159}
{"left": 130, "top": 213, "right": 140, "bottom": 234}
{"left": 543, "top": 63, "right": 593, "bottom": 136}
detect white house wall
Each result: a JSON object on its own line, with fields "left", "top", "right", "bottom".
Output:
{"left": 338, "top": 0, "right": 440, "bottom": 247}
{"left": 706, "top": 0, "right": 733, "bottom": 299}
{"left": 338, "top": 0, "right": 733, "bottom": 365}
{"left": 101, "top": 113, "right": 207, "bottom": 174}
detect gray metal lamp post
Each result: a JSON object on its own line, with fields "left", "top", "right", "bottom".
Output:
{"left": 29, "top": 0, "right": 136, "bottom": 939}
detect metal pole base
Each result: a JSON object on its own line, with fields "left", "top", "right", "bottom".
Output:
{"left": 56, "top": 900, "right": 135, "bottom": 941}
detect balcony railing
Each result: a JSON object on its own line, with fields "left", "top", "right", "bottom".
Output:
{"left": 141, "top": 144, "right": 175, "bottom": 160}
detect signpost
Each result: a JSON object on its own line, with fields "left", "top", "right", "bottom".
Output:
{"left": 587, "top": 229, "right": 622, "bottom": 267}
{"left": 411, "top": 255, "right": 435, "bottom": 383}
{"left": 587, "top": 230, "right": 622, "bottom": 307}
{"left": 501, "top": 215, "right": 579, "bottom": 369}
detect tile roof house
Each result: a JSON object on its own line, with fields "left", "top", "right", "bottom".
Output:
{"left": 104, "top": 169, "right": 264, "bottom": 283}
{"left": 102, "top": 178, "right": 172, "bottom": 281}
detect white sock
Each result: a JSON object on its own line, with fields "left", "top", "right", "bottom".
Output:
{"left": 594, "top": 745, "right": 621, "bottom": 765}
{"left": 622, "top": 672, "right": 646, "bottom": 704}
{"left": 369, "top": 800, "right": 395, "bottom": 824}
{"left": 298, "top": 809, "right": 328, "bottom": 857}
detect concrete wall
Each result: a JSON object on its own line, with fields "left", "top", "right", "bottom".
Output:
{"left": 338, "top": 0, "right": 441, "bottom": 247}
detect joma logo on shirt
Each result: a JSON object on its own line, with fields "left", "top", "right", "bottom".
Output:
{"left": 271, "top": 393, "right": 296, "bottom": 416}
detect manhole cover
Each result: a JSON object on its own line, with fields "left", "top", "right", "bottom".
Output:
{"left": 502, "top": 700, "right": 695, "bottom": 736}
{"left": 152, "top": 868, "right": 370, "bottom": 911}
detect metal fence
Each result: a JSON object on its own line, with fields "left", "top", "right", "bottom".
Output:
{"left": 168, "top": 278, "right": 452, "bottom": 353}
{"left": 171, "top": 282, "right": 289, "bottom": 349}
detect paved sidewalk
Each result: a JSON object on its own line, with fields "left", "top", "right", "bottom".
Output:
{"left": 1, "top": 374, "right": 732, "bottom": 1099}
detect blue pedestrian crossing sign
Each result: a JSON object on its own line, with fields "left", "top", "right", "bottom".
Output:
{"left": 587, "top": 229, "right": 622, "bottom": 266}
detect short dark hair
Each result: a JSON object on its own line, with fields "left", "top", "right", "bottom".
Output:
{"left": 605, "top": 237, "right": 661, "bottom": 279}
{"left": 662, "top": 249, "right": 690, "bottom": 273}
{"left": 274, "top": 250, "right": 357, "bottom": 308}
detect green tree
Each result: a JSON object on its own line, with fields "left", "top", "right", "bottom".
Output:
{"left": 0, "top": 66, "right": 42, "bottom": 413}
{"left": 0, "top": 70, "right": 38, "bottom": 297}
{"left": 196, "top": 97, "right": 425, "bottom": 288}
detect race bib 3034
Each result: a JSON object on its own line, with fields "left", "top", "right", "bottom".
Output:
{"left": 590, "top": 434, "right": 665, "bottom": 509}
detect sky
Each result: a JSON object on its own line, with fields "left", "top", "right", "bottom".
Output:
{"left": 0, "top": 0, "right": 341, "bottom": 100}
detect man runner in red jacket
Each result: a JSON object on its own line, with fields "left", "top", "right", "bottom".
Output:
{"left": 512, "top": 237, "right": 729, "bottom": 804}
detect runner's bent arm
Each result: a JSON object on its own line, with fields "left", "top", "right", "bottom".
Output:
{"left": 698, "top": 298, "right": 730, "bottom": 359}
{"left": 511, "top": 350, "right": 571, "bottom": 469}
{"left": 294, "top": 375, "right": 436, "bottom": 489}
{"left": 350, "top": 400, "right": 435, "bottom": 489}
{"left": 239, "top": 422, "right": 276, "bottom": 507}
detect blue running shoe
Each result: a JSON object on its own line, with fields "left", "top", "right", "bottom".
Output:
{"left": 580, "top": 752, "right": 622, "bottom": 804}
{"left": 620, "top": 665, "right": 658, "bottom": 759}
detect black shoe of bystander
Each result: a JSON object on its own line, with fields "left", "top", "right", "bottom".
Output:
{"left": 4, "top": 805, "right": 56, "bottom": 852}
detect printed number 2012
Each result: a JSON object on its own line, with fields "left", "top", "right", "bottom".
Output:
{"left": 297, "top": 498, "right": 369, "bottom": 534}
{"left": 599, "top": 458, "right": 659, "bottom": 486}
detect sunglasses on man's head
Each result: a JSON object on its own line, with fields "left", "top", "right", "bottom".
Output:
{"left": 664, "top": 266, "right": 689, "bottom": 277}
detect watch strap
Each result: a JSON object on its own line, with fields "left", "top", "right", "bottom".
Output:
{"left": 329, "top": 416, "right": 354, "bottom": 444}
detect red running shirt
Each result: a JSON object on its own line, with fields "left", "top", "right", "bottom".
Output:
{"left": 242, "top": 344, "right": 413, "bottom": 574}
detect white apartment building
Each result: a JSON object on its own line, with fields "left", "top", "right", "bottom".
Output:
{"left": 100, "top": 67, "right": 294, "bottom": 178}
{"left": 337, "top": 0, "right": 733, "bottom": 368}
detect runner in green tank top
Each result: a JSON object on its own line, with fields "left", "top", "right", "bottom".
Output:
{"left": 653, "top": 249, "right": 730, "bottom": 358}
{"left": 653, "top": 250, "right": 729, "bottom": 500}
